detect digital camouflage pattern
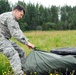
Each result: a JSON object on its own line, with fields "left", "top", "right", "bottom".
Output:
{"left": 0, "top": 12, "right": 28, "bottom": 75}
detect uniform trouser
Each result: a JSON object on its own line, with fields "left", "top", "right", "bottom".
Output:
{"left": 10, "top": 40, "right": 26, "bottom": 65}
{"left": 0, "top": 39, "right": 26, "bottom": 75}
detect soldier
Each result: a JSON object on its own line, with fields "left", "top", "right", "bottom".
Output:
{"left": 0, "top": 5, "right": 35, "bottom": 75}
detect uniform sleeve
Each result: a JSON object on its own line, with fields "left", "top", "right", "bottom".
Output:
{"left": 6, "top": 17, "right": 29, "bottom": 44}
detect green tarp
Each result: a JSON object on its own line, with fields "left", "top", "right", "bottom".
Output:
{"left": 22, "top": 49, "right": 76, "bottom": 75}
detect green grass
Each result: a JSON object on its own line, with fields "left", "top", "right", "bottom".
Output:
{"left": 0, "top": 30, "right": 76, "bottom": 75}
{"left": 22, "top": 30, "right": 76, "bottom": 53}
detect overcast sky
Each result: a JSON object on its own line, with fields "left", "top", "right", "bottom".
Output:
{"left": 8, "top": 0, "right": 76, "bottom": 7}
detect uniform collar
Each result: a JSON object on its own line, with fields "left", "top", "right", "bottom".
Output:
{"left": 12, "top": 11, "right": 17, "bottom": 20}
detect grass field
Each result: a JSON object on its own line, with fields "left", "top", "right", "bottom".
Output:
{"left": 0, "top": 30, "right": 76, "bottom": 75}
{"left": 16, "top": 30, "right": 76, "bottom": 54}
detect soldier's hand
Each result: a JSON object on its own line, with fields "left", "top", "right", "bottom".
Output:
{"left": 26, "top": 42, "right": 35, "bottom": 49}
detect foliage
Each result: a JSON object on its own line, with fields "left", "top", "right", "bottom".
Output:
{"left": 1, "top": 0, "right": 76, "bottom": 30}
{"left": 16, "top": 2, "right": 76, "bottom": 30}
{"left": 42, "top": 22, "right": 56, "bottom": 30}
{"left": 36, "top": 25, "right": 42, "bottom": 30}
{"left": 0, "top": 0, "right": 11, "bottom": 14}
{"left": 0, "top": 53, "right": 12, "bottom": 75}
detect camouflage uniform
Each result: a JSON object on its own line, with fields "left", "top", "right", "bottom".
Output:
{"left": 0, "top": 12, "right": 29, "bottom": 75}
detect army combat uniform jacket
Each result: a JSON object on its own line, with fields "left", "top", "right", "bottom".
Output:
{"left": 0, "top": 12, "right": 28, "bottom": 75}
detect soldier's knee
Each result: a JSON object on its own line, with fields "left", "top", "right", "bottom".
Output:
{"left": 19, "top": 50, "right": 25, "bottom": 57}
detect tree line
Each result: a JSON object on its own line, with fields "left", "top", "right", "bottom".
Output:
{"left": 0, "top": 0, "right": 76, "bottom": 31}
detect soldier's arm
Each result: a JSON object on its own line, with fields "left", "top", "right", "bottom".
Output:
{"left": 6, "top": 17, "right": 29, "bottom": 44}
{"left": 6, "top": 17, "right": 35, "bottom": 48}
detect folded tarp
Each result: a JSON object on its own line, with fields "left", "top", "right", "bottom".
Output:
{"left": 51, "top": 47, "right": 76, "bottom": 55}
{"left": 22, "top": 49, "right": 76, "bottom": 75}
